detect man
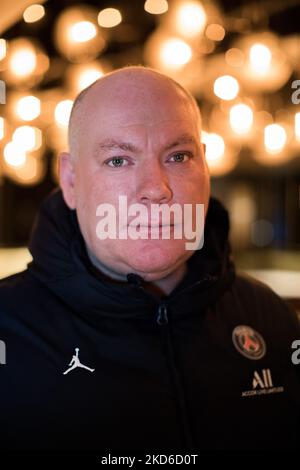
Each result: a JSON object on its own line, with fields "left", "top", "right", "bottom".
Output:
{"left": 0, "top": 66, "right": 299, "bottom": 450}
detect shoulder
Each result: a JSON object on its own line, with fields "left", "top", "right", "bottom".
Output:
{"left": 0, "top": 269, "right": 50, "bottom": 324}
{"left": 224, "top": 271, "right": 300, "bottom": 339}
{"left": 0, "top": 269, "right": 35, "bottom": 298}
{"left": 0, "top": 270, "right": 30, "bottom": 300}
{"left": 231, "top": 271, "right": 282, "bottom": 300}
{"left": 232, "top": 271, "right": 297, "bottom": 313}
{"left": 0, "top": 270, "right": 30, "bottom": 318}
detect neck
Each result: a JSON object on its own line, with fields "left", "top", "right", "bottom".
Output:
{"left": 86, "top": 246, "right": 188, "bottom": 297}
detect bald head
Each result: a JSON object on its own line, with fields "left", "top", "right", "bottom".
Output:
{"left": 68, "top": 66, "right": 202, "bottom": 159}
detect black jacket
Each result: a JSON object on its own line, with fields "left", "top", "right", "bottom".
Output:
{"left": 0, "top": 189, "right": 299, "bottom": 450}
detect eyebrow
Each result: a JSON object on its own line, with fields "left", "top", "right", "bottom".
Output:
{"left": 95, "top": 133, "right": 198, "bottom": 155}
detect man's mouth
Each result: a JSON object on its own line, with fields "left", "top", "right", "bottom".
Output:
{"left": 139, "top": 224, "right": 175, "bottom": 228}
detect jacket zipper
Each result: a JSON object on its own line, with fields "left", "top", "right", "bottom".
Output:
{"left": 128, "top": 273, "right": 216, "bottom": 448}
{"left": 156, "top": 301, "right": 194, "bottom": 450}
{"left": 156, "top": 302, "right": 168, "bottom": 325}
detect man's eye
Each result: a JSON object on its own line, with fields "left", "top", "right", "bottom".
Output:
{"left": 106, "top": 157, "right": 128, "bottom": 168}
{"left": 169, "top": 152, "right": 191, "bottom": 163}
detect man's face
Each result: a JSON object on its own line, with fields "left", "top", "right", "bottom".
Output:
{"left": 61, "top": 76, "right": 210, "bottom": 281}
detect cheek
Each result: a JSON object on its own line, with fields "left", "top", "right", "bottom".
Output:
{"left": 173, "top": 170, "right": 210, "bottom": 203}
{"left": 193, "top": 165, "right": 210, "bottom": 199}
{"left": 73, "top": 166, "right": 100, "bottom": 238}
{"left": 75, "top": 165, "right": 107, "bottom": 206}
{"left": 74, "top": 168, "right": 125, "bottom": 242}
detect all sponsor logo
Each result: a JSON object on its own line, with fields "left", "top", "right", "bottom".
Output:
{"left": 242, "top": 368, "right": 284, "bottom": 397}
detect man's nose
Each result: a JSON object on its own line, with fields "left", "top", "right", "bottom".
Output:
{"left": 135, "top": 160, "right": 173, "bottom": 205}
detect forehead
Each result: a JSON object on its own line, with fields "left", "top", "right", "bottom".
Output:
{"left": 72, "top": 77, "right": 201, "bottom": 154}
{"left": 89, "top": 88, "right": 192, "bottom": 120}
{"left": 90, "top": 98, "right": 197, "bottom": 133}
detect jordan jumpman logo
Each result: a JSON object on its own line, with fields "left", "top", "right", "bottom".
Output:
{"left": 63, "top": 348, "right": 95, "bottom": 375}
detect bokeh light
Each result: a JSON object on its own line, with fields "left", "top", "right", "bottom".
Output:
{"left": 6, "top": 154, "right": 45, "bottom": 186}
{"left": 205, "top": 24, "right": 225, "bottom": 42}
{"left": 13, "top": 126, "right": 42, "bottom": 151}
{"left": 160, "top": 38, "right": 192, "bottom": 69}
{"left": 0, "top": 117, "right": 4, "bottom": 140}
{"left": 4, "top": 142, "right": 27, "bottom": 167}
{"left": 77, "top": 68, "right": 103, "bottom": 91}
{"left": 69, "top": 21, "right": 97, "bottom": 43}
{"left": 98, "top": 8, "right": 122, "bottom": 28}
{"left": 249, "top": 43, "right": 272, "bottom": 74}
{"left": 214, "top": 75, "right": 239, "bottom": 101}
{"left": 225, "top": 48, "right": 244, "bottom": 68}
{"left": 230, "top": 104, "right": 253, "bottom": 134}
{"left": 144, "top": 0, "right": 169, "bottom": 15}
{"left": 264, "top": 123, "right": 287, "bottom": 153}
{"left": 3, "top": 37, "right": 49, "bottom": 86}
{"left": 234, "top": 33, "right": 292, "bottom": 92}
{"left": 0, "top": 39, "right": 6, "bottom": 61}
{"left": 9, "top": 46, "right": 36, "bottom": 77}
{"left": 23, "top": 4, "right": 45, "bottom": 23}
{"left": 175, "top": 1, "right": 206, "bottom": 38}
{"left": 202, "top": 131, "right": 225, "bottom": 161}
{"left": 16, "top": 96, "right": 41, "bottom": 121}
{"left": 55, "top": 100, "right": 73, "bottom": 127}
{"left": 54, "top": 6, "right": 105, "bottom": 63}
{"left": 201, "top": 131, "right": 237, "bottom": 176}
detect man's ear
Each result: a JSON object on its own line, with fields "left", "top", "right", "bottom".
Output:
{"left": 59, "top": 152, "right": 76, "bottom": 209}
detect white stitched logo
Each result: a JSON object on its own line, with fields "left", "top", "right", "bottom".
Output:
{"left": 63, "top": 348, "right": 95, "bottom": 375}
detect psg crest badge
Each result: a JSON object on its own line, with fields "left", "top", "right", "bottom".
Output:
{"left": 232, "top": 325, "right": 266, "bottom": 360}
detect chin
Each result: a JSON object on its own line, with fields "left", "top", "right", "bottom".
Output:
{"left": 122, "top": 240, "right": 188, "bottom": 279}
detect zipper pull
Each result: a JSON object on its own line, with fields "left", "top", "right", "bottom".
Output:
{"left": 157, "top": 303, "right": 168, "bottom": 326}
